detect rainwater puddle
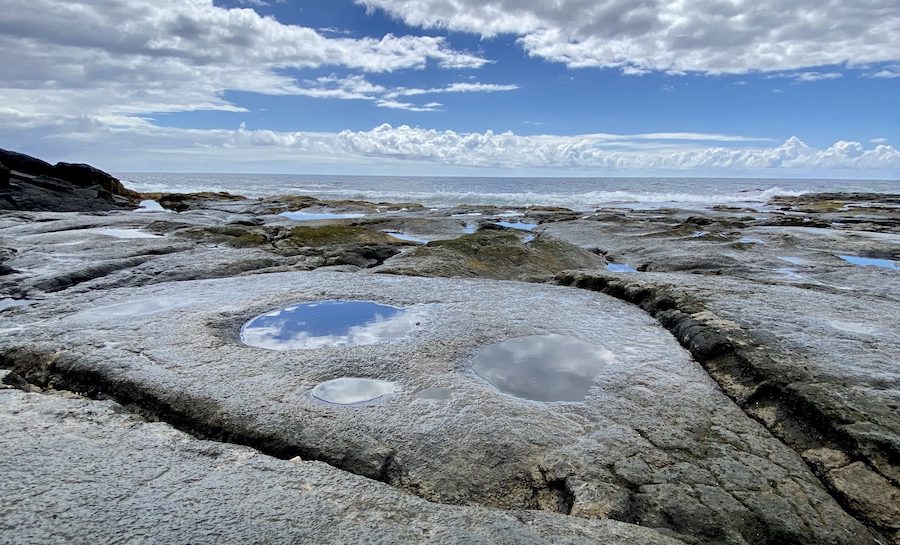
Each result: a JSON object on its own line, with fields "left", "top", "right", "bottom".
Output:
{"left": 775, "top": 268, "right": 804, "bottom": 281}
{"left": 828, "top": 321, "right": 879, "bottom": 335}
{"left": 0, "top": 299, "right": 32, "bottom": 312}
{"left": 472, "top": 334, "right": 615, "bottom": 402}
{"left": 522, "top": 234, "right": 536, "bottom": 243}
{"left": 606, "top": 263, "right": 638, "bottom": 273}
{"left": 778, "top": 256, "right": 813, "bottom": 266}
{"left": 838, "top": 255, "right": 899, "bottom": 270}
{"left": 496, "top": 211, "right": 524, "bottom": 218}
{"left": 279, "top": 210, "right": 366, "bottom": 221}
{"left": 738, "top": 237, "right": 765, "bottom": 244}
{"left": 312, "top": 377, "right": 397, "bottom": 405}
{"left": 383, "top": 230, "right": 429, "bottom": 244}
{"left": 415, "top": 387, "right": 452, "bottom": 400}
{"left": 85, "top": 228, "right": 163, "bottom": 239}
{"left": 135, "top": 200, "right": 167, "bottom": 212}
{"left": 87, "top": 298, "right": 181, "bottom": 316}
{"left": 463, "top": 223, "right": 477, "bottom": 234}
{"left": 241, "top": 300, "right": 421, "bottom": 350}
{"left": 495, "top": 221, "right": 537, "bottom": 231}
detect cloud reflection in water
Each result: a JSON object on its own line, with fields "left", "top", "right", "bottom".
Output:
{"left": 241, "top": 300, "right": 422, "bottom": 350}
{"left": 472, "top": 334, "right": 616, "bottom": 402}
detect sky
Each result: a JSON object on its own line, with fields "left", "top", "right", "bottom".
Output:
{"left": 1, "top": 0, "right": 899, "bottom": 178}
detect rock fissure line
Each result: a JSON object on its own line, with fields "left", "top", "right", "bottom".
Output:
{"left": 556, "top": 271, "right": 900, "bottom": 536}
{"left": 0, "top": 348, "right": 575, "bottom": 517}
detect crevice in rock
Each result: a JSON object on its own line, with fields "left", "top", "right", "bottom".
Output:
{"left": 0, "top": 347, "right": 578, "bottom": 519}
{"left": 556, "top": 271, "right": 900, "bottom": 539}
{"left": 32, "top": 256, "right": 156, "bottom": 293}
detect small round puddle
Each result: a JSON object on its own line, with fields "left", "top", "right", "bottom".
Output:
{"left": 472, "top": 334, "right": 615, "bottom": 402}
{"left": 312, "top": 377, "right": 396, "bottom": 404}
{"left": 241, "top": 300, "right": 419, "bottom": 350}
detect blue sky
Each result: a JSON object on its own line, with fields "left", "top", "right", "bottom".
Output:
{"left": 1, "top": 0, "right": 899, "bottom": 177}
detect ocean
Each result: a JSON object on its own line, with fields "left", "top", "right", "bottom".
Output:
{"left": 117, "top": 173, "right": 899, "bottom": 211}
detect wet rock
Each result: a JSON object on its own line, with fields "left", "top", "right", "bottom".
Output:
{"left": 0, "top": 163, "right": 9, "bottom": 188}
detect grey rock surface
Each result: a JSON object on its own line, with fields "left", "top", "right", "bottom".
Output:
{"left": 0, "top": 387, "right": 690, "bottom": 545}
{"left": 1, "top": 271, "right": 875, "bottom": 545}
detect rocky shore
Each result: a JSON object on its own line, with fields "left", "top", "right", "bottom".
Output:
{"left": 1, "top": 150, "right": 898, "bottom": 544}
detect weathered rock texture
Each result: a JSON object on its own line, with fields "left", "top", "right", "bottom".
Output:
{"left": 0, "top": 147, "right": 139, "bottom": 211}
{"left": 1, "top": 272, "right": 877, "bottom": 545}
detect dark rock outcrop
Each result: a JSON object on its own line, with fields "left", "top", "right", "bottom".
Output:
{"left": 0, "top": 148, "right": 139, "bottom": 212}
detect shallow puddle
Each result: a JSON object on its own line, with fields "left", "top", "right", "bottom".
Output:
{"left": 135, "top": 200, "right": 166, "bottom": 212}
{"left": 87, "top": 298, "right": 180, "bottom": 316}
{"left": 495, "top": 221, "right": 537, "bottom": 231}
{"left": 738, "top": 236, "right": 765, "bottom": 244}
{"left": 828, "top": 320, "right": 879, "bottom": 335}
{"left": 312, "top": 377, "right": 397, "bottom": 404}
{"left": 522, "top": 234, "right": 536, "bottom": 243}
{"left": 606, "top": 263, "right": 638, "bottom": 273}
{"left": 0, "top": 299, "right": 32, "bottom": 312}
{"left": 241, "top": 300, "right": 420, "bottom": 350}
{"left": 775, "top": 267, "right": 804, "bottom": 281}
{"left": 778, "top": 256, "right": 813, "bottom": 266}
{"left": 383, "top": 230, "right": 429, "bottom": 244}
{"left": 472, "top": 334, "right": 615, "bottom": 402}
{"left": 463, "top": 223, "right": 478, "bottom": 234}
{"left": 838, "top": 255, "right": 899, "bottom": 270}
{"left": 85, "top": 228, "right": 163, "bottom": 239}
{"left": 279, "top": 210, "right": 366, "bottom": 221}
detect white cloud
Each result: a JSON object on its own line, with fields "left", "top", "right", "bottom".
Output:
{"left": 871, "top": 137, "right": 890, "bottom": 145}
{"left": 358, "top": 0, "right": 900, "bottom": 75}
{"left": 386, "top": 82, "right": 519, "bottom": 98}
{"left": 771, "top": 71, "right": 843, "bottom": 83}
{"left": 868, "top": 67, "right": 900, "bottom": 78}
{"left": 374, "top": 99, "right": 443, "bottom": 112}
{"left": 287, "top": 75, "right": 518, "bottom": 110}
{"left": 6, "top": 114, "right": 897, "bottom": 175}
{"left": 0, "top": 0, "right": 487, "bottom": 119}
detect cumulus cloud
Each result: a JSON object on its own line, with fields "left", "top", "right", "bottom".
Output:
{"left": 0, "top": 0, "right": 487, "bottom": 119}
{"left": 5, "top": 113, "right": 896, "bottom": 175}
{"left": 358, "top": 0, "right": 900, "bottom": 75}
{"left": 335, "top": 125, "right": 900, "bottom": 171}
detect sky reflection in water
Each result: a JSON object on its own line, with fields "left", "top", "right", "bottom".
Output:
{"left": 472, "top": 334, "right": 616, "bottom": 402}
{"left": 838, "top": 255, "right": 899, "bottom": 270}
{"left": 312, "top": 377, "right": 397, "bottom": 404}
{"left": 495, "top": 221, "right": 537, "bottom": 231}
{"left": 606, "top": 263, "right": 638, "bottom": 272}
{"left": 241, "top": 300, "right": 420, "bottom": 350}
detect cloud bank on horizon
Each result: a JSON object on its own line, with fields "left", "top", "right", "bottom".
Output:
{"left": 1, "top": 0, "right": 898, "bottom": 176}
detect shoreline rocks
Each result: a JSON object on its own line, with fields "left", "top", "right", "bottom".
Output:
{"left": 0, "top": 158, "right": 898, "bottom": 544}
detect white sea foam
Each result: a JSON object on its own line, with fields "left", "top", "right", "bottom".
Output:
{"left": 117, "top": 172, "right": 897, "bottom": 211}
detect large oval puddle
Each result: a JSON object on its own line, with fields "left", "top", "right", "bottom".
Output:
{"left": 472, "top": 334, "right": 615, "bottom": 402}
{"left": 312, "top": 377, "right": 397, "bottom": 405}
{"left": 241, "top": 300, "right": 420, "bottom": 350}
